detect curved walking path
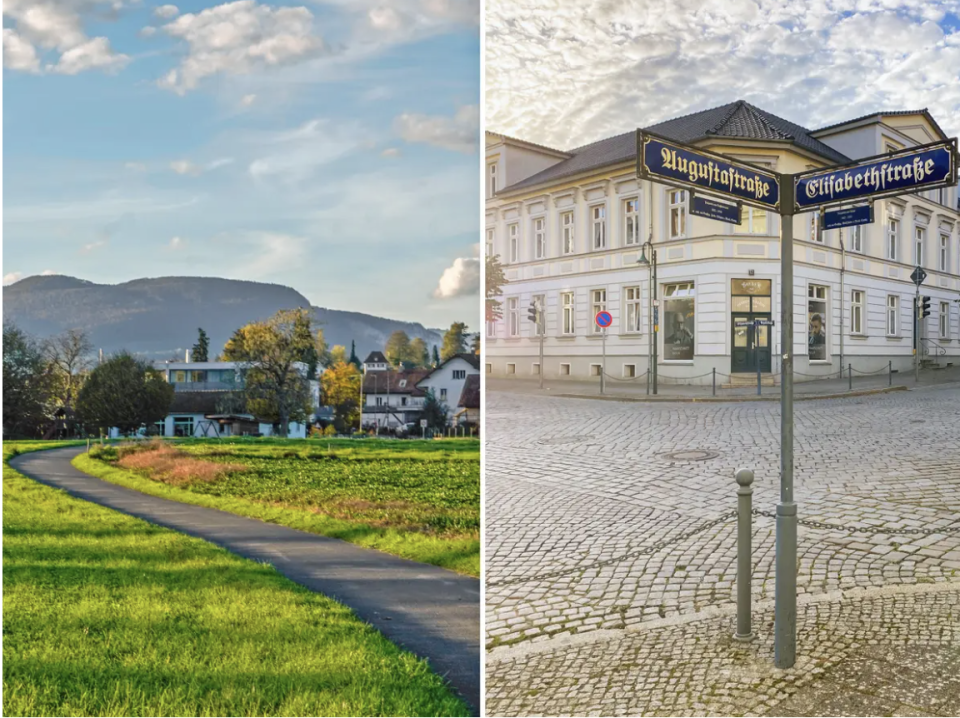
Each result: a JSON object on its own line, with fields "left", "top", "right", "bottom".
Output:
{"left": 10, "top": 446, "right": 480, "bottom": 714}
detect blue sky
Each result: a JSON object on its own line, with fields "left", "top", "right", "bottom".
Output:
{"left": 3, "top": 0, "right": 480, "bottom": 330}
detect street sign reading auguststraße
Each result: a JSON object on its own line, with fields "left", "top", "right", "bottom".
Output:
{"left": 637, "top": 131, "right": 781, "bottom": 211}
{"left": 795, "top": 139, "right": 958, "bottom": 211}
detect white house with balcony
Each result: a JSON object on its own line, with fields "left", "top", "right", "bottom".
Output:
{"left": 415, "top": 354, "right": 481, "bottom": 420}
{"left": 486, "top": 102, "right": 960, "bottom": 384}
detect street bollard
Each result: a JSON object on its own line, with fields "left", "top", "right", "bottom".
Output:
{"left": 734, "top": 468, "right": 755, "bottom": 642}
{"left": 712, "top": 367, "right": 716, "bottom": 397}
{"left": 889, "top": 360, "right": 892, "bottom": 387}
{"left": 848, "top": 364, "right": 852, "bottom": 392}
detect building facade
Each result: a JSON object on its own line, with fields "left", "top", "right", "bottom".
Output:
{"left": 485, "top": 102, "right": 960, "bottom": 384}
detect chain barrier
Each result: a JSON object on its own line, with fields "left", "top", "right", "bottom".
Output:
{"left": 850, "top": 366, "right": 891, "bottom": 375}
{"left": 751, "top": 509, "right": 960, "bottom": 535}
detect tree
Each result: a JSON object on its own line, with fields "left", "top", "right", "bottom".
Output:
{"left": 192, "top": 328, "right": 210, "bottom": 362}
{"left": 320, "top": 360, "right": 361, "bottom": 434}
{"left": 330, "top": 345, "right": 348, "bottom": 366}
{"left": 3, "top": 324, "right": 55, "bottom": 438}
{"left": 420, "top": 389, "right": 448, "bottom": 431}
{"left": 44, "top": 328, "right": 93, "bottom": 411}
{"left": 349, "top": 340, "right": 362, "bottom": 370}
{"left": 385, "top": 330, "right": 412, "bottom": 367}
{"left": 471, "top": 333, "right": 480, "bottom": 355}
{"left": 409, "top": 337, "right": 429, "bottom": 368}
{"left": 432, "top": 345, "right": 441, "bottom": 367}
{"left": 221, "top": 309, "right": 320, "bottom": 437}
{"left": 441, "top": 322, "right": 468, "bottom": 361}
{"left": 486, "top": 253, "right": 507, "bottom": 322}
{"left": 76, "top": 352, "right": 174, "bottom": 435}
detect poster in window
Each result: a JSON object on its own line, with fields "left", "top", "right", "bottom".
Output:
{"left": 663, "top": 297, "right": 695, "bottom": 361}
{"left": 808, "top": 299, "right": 827, "bottom": 360}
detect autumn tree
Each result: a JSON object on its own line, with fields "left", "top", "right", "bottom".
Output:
{"left": 76, "top": 353, "right": 174, "bottom": 435}
{"left": 44, "top": 328, "right": 93, "bottom": 412}
{"left": 384, "top": 330, "right": 412, "bottom": 367}
{"left": 3, "top": 324, "right": 55, "bottom": 438}
{"left": 432, "top": 345, "right": 441, "bottom": 367}
{"left": 486, "top": 253, "right": 507, "bottom": 322}
{"left": 191, "top": 328, "right": 210, "bottom": 362}
{"left": 471, "top": 333, "right": 480, "bottom": 355}
{"left": 441, "top": 322, "right": 469, "bottom": 361}
{"left": 221, "top": 308, "right": 320, "bottom": 437}
{"left": 330, "top": 345, "right": 348, "bottom": 366}
{"left": 409, "top": 337, "right": 429, "bottom": 368}
{"left": 320, "top": 359, "right": 361, "bottom": 434}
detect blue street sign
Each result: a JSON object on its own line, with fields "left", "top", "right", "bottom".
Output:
{"left": 822, "top": 204, "right": 873, "bottom": 230}
{"left": 795, "top": 140, "right": 957, "bottom": 210}
{"left": 638, "top": 132, "right": 780, "bottom": 210}
{"left": 595, "top": 311, "right": 613, "bottom": 328}
{"left": 689, "top": 194, "right": 741, "bottom": 224}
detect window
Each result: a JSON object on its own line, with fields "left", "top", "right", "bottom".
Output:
{"left": 887, "top": 295, "right": 899, "bottom": 336}
{"left": 174, "top": 371, "right": 186, "bottom": 383}
{"left": 851, "top": 290, "right": 864, "bottom": 335}
{"left": 485, "top": 363, "right": 492, "bottom": 374}
{"left": 623, "top": 364, "right": 636, "bottom": 378}
{"left": 507, "top": 297, "right": 519, "bottom": 337}
{"left": 887, "top": 218, "right": 900, "bottom": 260}
{"left": 173, "top": 416, "right": 195, "bottom": 437}
{"left": 190, "top": 370, "right": 206, "bottom": 383}
{"left": 624, "top": 198, "right": 640, "bottom": 245}
{"left": 915, "top": 226, "right": 926, "bottom": 266}
{"left": 532, "top": 294, "right": 545, "bottom": 336}
{"left": 488, "top": 163, "right": 497, "bottom": 197}
{"left": 940, "top": 302, "right": 950, "bottom": 339}
{"left": 376, "top": 396, "right": 384, "bottom": 406}
{"left": 486, "top": 320, "right": 496, "bottom": 338}
{"left": 401, "top": 397, "right": 408, "bottom": 406}
{"left": 849, "top": 225, "right": 863, "bottom": 253}
{"left": 624, "top": 286, "right": 642, "bottom": 333}
{"left": 506, "top": 363, "right": 516, "bottom": 375}
{"left": 533, "top": 217, "right": 546, "bottom": 259}
{"left": 592, "top": 205, "right": 606, "bottom": 250}
{"left": 940, "top": 233, "right": 949, "bottom": 272}
{"left": 590, "top": 364, "right": 602, "bottom": 376}
{"left": 532, "top": 363, "right": 540, "bottom": 375}
{"left": 663, "top": 282, "right": 695, "bottom": 360}
{"left": 398, "top": 379, "right": 407, "bottom": 387}
{"left": 561, "top": 211, "right": 575, "bottom": 254}
{"left": 440, "top": 388, "right": 448, "bottom": 399}
{"left": 560, "top": 363, "right": 571, "bottom": 376}
{"left": 486, "top": 227, "right": 494, "bottom": 257}
{"left": 808, "top": 285, "right": 828, "bottom": 361}
{"left": 735, "top": 207, "right": 767, "bottom": 235}
{"left": 810, "top": 213, "right": 822, "bottom": 243}
{"left": 591, "top": 289, "right": 607, "bottom": 333}
{"left": 509, "top": 223, "right": 519, "bottom": 263}
{"left": 561, "top": 292, "right": 575, "bottom": 335}
{"left": 452, "top": 370, "right": 466, "bottom": 380}
{"left": 668, "top": 190, "right": 686, "bottom": 238}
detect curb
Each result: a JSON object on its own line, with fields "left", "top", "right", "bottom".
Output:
{"left": 543, "top": 384, "right": 910, "bottom": 404}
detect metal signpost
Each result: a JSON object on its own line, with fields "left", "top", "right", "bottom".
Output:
{"left": 638, "top": 130, "right": 958, "bottom": 670}
{"left": 911, "top": 266, "right": 928, "bottom": 382}
{"left": 595, "top": 311, "right": 613, "bottom": 394}
{"left": 420, "top": 418, "right": 427, "bottom": 439}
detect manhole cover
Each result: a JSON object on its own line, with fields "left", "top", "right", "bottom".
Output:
{"left": 661, "top": 449, "right": 720, "bottom": 462}
{"left": 910, "top": 419, "right": 926, "bottom": 424}
{"left": 538, "top": 435, "right": 595, "bottom": 446}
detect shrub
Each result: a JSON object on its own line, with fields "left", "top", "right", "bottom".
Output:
{"left": 323, "top": 425, "right": 337, "bottom": 437}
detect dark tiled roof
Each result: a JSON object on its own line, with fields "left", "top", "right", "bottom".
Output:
{"left": 451, "top": 352, "right": 481, "bottom": 370}
{"left": 169, "top": 392, "right": 224, "bottom": 415}
{"left": 812, "top": 109, "right": 928, "bottom": 135}
{"left": 457, "top": 374, "right": 480, "bottom": 409}
{"left": 363, "top": 351, "right": 388, "bottom": 363}
{"left": 503, "top": 100, "right": 852, "bottom": 193}
{"left": 362, "top": 369, "right": 430, "bottom": 395}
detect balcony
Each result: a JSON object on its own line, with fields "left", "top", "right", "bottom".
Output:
{"left": 170, "top": 381, "right": 238, "bottom": 392}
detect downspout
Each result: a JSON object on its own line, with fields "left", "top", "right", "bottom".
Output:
{"left": 839, "top": 227, "right": 845, "bottom": 376}
{"left": 647, "top": 178, "right": 654, "bottom": 392}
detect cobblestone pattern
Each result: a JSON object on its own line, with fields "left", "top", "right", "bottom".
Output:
{"left": 485, "top": 585, "right": 960, "bottom": 716}
{"left": 486, "top": 385, "right": 960, "bottom": 648}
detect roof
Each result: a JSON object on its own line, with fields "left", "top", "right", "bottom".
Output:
{"left": 362, "top": 369, "right": 430, "bottom": 395}
{"left": 486, "top": 131, "right": 571, "bottom": 157}
{"left": 457, "top": 374, "right": 480, "bottom": 409}
{"left": 169, "top": 392, "right": 223, "bottom": 415}
{"left": 811, "top": 109, "right": 949, "bottom": 140}
{"left": 363, "top": 351, "right": 388, "bottom": 364}
{"left": 502, "top": 100, "right": 852, "bottom": 193}
{"left": 415, "top": 353, "right": 481, "bottom": 385}
{"left": 154, "top": 361, "right": 241, "bottom": 370}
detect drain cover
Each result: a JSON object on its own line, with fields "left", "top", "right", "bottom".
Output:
{"left": 661, "top": 449, "right": 720, "bottom": 462}
{"left": 538, "top": 435, "right": 595, "bottom": 446}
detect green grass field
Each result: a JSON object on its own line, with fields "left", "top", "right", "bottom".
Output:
{"left": 77, "top": 438, "right": 480, "bottom": 576}
{"left": 3, "top": 441, "right": 470, "bottom": 717}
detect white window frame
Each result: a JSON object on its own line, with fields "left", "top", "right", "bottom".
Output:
{"left": 488, "top": 163, "right": 497, "bottom": 197}
{"left": 940, "top": 302, "right": 949, "bottom": 339}
{"left": 940, "top": 233, "right": 949, "bottom": 272}
{"left": 561, "top": 211, "right": 575, "bottom": 255}
{"left": 887, "top": 218, "right": 899, "bottom": 261}
{"left": 589, "top": 363, "right": 602, "bottom": 377}
{"left": 624, "top": 285, "right": 642, "bottom": 334}
{"left": 507, "top": 297, "right": 519, "bottom": 337}
{"left": 887, "top": 295, "right": 899, "bottom": 336}
{"left": 533, "top": 216, "right": 546, "bottom": 259}
{"left": 561, "top": 291, "right": 575, "bottom": 335}
{"left": 915, "top": 225, "right": 926, "bottom": 267}
{"left": 623, "top": 197, "right": 640, "bottom": 246}
{"left": 623, "top": 363, "right": 636, "bottom": 378}
{"left": 531, "top": 362, "right": 540, "bottom": 375}
{"left": 559, "top": 363, "right": 571, "bottom": 376}
{"left": 486, "top": 319, "right": 497, "bottom": 338}
{"left": 851, "top": 289, "right": 864, "bottom": 335}
{"left": 505, "top": 364, "right": 515, "bottom": 376}
{"left": 668, "top": 189, "right": 686, "bottom": 239}
{"left": 591, "top": 204, "right": 606, "bottom": 250}
{"left": 591, "top": 288, "right": 607, "bottom": 334}
{"left": 810, "top": 213, "right": 822, "bottom": 243}
{"left": 485, "top": 227, "right": 494, "bottom": 258}
{"left": 849, "top": 224, "right": 863, "bottom": 253}
{"left": 734, "top": 206, "right": 768, "bottom": 235}
{"left": 508, "top": 223, "right": 519, "bottom": 263}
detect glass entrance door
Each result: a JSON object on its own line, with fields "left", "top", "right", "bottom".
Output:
{"left": 731, "top": 315, "right": 772, "bottom": 373}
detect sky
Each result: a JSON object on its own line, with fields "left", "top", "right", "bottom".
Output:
{"left": 3, "top": 0, "right": 480, "bottom": 330}
{"left": 487, "top": 0, "right": 960, "bottom": 151}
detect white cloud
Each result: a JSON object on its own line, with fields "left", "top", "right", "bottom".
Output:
{"left": 381, "top": 147, "right": 401, "bottom": 157}
{"left": 240, "top": 93, "right": 258, "bottom": 106}
{"left": 170, "top": 159, "right": 202, "bottom": 176}
{"left": 157, "top": 0, "right": 325, "bottom": 94}
{"left": 486, "top": 0, "right": 960, "bottom": 146}
{"left": 139, "top": 26, "right": 157, "bottom": 37}
{"left": 433, "top": 256, "right": 480, "bottom": 298}
{"left": 3, "top": 272, "right": 24, "bottom": 286}
{"left": 154, "top": 4, "right": 179, "bottom": 19}
{"left": 228, "top": 231, "right": 306, "bottom": 279}
{"left": 81, "top": 240, "right": 106, "bottom": 254}
{"left": 169, "top": 236, "right": 185, "bottom": 250}
{"left": 41, "top": 269, "right": 57, "bottom": 276}
{"left": 206, "top": 157, "right": 235, "bottom": 170}
{"left": 247, "top": 118, "right": 366, "bottom": 182}
{"left": 125, "top": 161, "right": 147, "bottom": 171}
{"left": 3, "top": 0, "right": 130, "bottom": 75}
{"left": 394, "top": 104, "right": 479, "bottom": 153}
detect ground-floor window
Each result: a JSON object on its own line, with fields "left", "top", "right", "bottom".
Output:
{"left": 808, "top": 285, "right": 828, "bottom": 361}
{"left": 887, "top": 295, "right": 899, "bottom": 336}
{"left": 624, "top": 286, "right": 641, "bottom": 333}
{"left": 486, "top": 363, "right": 492, "bottom": 374}
{"left": 591, "top": 289, "right": 606, "bottom": 334}
{"left": 940, "top": 302, "right": 950, "bottom": 339}
{"left": 623, "top": 364, "right": 636, "bottom": 378}
{"left": 662, "top": 282, "right": 695, "bottom": 360}
{"left": 532, "top": 363, "right": 540, "bottom": 375}
{"left": 560, "top": 363, "right": 571, "bottom": 375}
{"left": 173, "top": 416, "right": 195, "bottom": 437}
{"left": 590, "top": 364, "right": 601, "bottom": 376}
{"left": 506, "top": 364, "right": 516, "bottom": 375}
{"left": 561, "top": 292, "right": 576, "bottom": 335}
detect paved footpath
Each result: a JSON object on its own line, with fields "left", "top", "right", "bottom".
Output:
{"left": 485, "top": 383, "right": 960, "bottom": 716}
{"left": 11, "top": 446, "right": 480, "bottom": 714}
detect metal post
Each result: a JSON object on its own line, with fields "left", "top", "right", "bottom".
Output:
{"left": 652, "top": 249, "right": 659, "bottom": 395}
{"left": 848, "top": 363, "right": 852, "bottom": 391}
{"left": 756, "top": 322, "right": 762, "bottom": 396}
{"left": 889, "top": 360, "right": 892, "bottom": 387}
{"left": 601, "top": 327, "right": 606, "bottom": 395}
{"left": 735, "top": 468, "right": 755, "bottom": 642}
{"left": 915, "top": 289, "right": 921, "bottom": 383}
{"left": 839, "top": 229, "right": 845, "bottom": 376}
{"left": 538, "top": 304, "right": 545, "bottom": 391}
{"left": 712, "top": 367, "right": 716, "bottom": 397}
{"left": 776, "top": 176, "right": 797, "bottom": 669}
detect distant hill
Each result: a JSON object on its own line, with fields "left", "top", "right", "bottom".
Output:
{"left": 2, "top": 275, "right": 444, "bottom": 360}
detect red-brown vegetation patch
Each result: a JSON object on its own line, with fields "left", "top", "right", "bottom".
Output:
{"left": 116, "top": 442, "right": 245, "bottom": 486}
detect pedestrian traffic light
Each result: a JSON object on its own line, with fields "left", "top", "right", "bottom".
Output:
{"left": 921, "top": 296, "right": 932, "bottom": 318}
{"left": 527, "top": 302, "right": 539, "bottom": 324}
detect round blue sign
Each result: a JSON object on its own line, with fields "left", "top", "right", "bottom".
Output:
{"left": 595, "top": 311, "right": 613, "bottom": 328}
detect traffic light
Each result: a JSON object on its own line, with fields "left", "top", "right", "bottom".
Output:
{"left": 527, "top": 302, "right": 539, "bottom": 324}
{"left": 921, "top": 296, "right": 932, "bottom": 318}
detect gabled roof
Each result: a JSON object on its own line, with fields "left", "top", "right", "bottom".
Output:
{"left": 415, "top": 353, "right": 481, "bottom": 385}
{"left": 811, "top": 109, "right": 949, "bottom": 141}
{"left": 502, "top": 100, "right": 852, "bottom": 194}
{"left": 362, "top": 369, "right": 430, "bottom": 395}
{"left": 457, "top": 374, "right": 480, "bottom": 409}
{"left": 363, "top": 351, "right": 388, "bottom": 364}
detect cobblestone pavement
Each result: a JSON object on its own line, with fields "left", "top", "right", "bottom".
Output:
{"left": 485, "top": 384, "right": 960, "bottom": 715}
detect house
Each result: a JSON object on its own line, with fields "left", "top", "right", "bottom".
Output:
{"left": 415, "top": 353, "right": 481, "bottom": 422}
{"left": 360, "top": 364, "right": 431, "bottom": 430}
{"left": 454, "top": 373, "right": 480, "bottom": 426}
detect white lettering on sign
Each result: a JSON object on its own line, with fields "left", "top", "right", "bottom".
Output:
{"left": 803, "top": 157, "right": 938, "bottom": 202}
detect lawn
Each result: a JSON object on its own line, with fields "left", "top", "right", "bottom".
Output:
{"left": 3, "top": 441, "right": 470, "bottom": 717}
{"left": 75, "top": 437, "right": 480, "bottom": 576}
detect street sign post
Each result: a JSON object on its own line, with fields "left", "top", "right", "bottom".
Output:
{"left": 596, "top": 311, "right": 612, "bottom": 394}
